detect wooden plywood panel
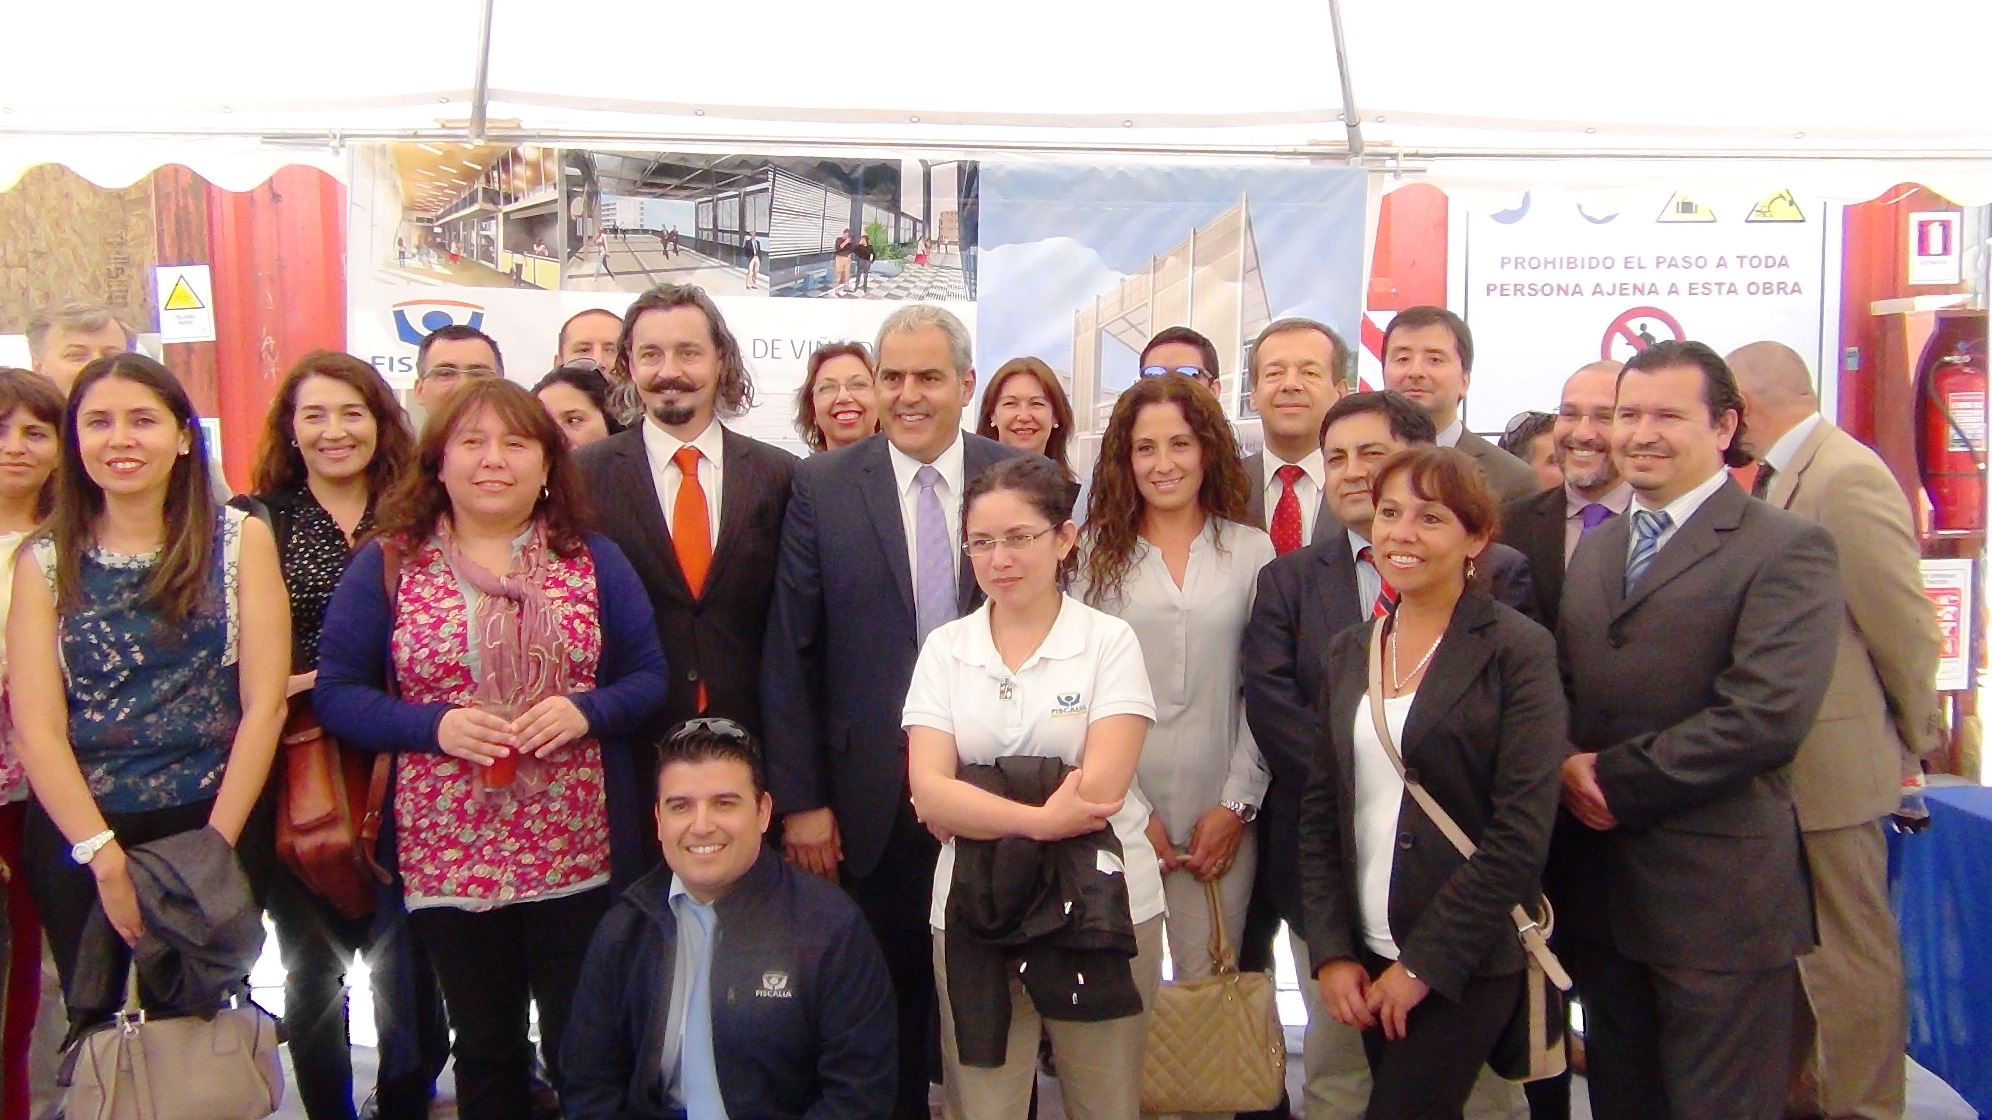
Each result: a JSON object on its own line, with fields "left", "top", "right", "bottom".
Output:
{"left": 0, "top": 164, "right": 158, "bottom": 338}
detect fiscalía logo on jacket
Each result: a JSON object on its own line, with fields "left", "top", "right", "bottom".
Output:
{"left": 1051, "top": 691, "right": 1087, "bottom": 718}
{"left": 756, "top": 970, "right": 793, "bottom": 999}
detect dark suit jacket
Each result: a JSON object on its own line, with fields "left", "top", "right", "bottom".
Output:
{"left": 1241, "top": 528, "right": 1541, "bottom": 936}
{"left": 1296, "top": 591, "right": 1566, "bottom": 1001}
{"left": 578, "top": 425, "right": 796, "bottom": 742}
{"left": 1500, "top": 485, "right": 1569, "bottom": 631}
{"left": 1244, "top": 450, "right": 1334, "bottom": 547}
{"left": 1552, "top": 478, "right": 1841, "bottom": 971}
{"left": 1458, "top": 429, "right": 1541, "bottom": 505}
{"left": 761, "top": 432, "right": 1026, "bottom": 877}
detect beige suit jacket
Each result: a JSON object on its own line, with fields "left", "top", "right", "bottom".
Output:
{"left": 1767, "top": 419, "right": 1943, "bottom": 831}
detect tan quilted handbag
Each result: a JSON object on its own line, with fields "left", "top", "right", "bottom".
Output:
{"left": 1139, "top": 879, "right": 1286, "bottom": 1112}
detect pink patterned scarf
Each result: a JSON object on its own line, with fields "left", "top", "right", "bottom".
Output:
{"left": 438, "top": 519, "right": 571, "bottom": 710}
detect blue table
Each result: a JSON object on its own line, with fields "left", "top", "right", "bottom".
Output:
{"left": 1895, "top": 784, "right": 1992, "bottom": 1117}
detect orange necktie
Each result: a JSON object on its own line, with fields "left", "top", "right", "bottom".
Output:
{"left": 671, "top": 446, "right": 711, "bottom": 709}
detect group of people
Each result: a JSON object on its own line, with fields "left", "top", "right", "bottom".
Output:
{"left": 0, "top": 288, "right": 1937, "bottom": 1120}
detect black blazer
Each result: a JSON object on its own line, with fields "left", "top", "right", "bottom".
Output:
{"left": 1499, "top": 485, "right": 1568, "bottom": 631}
{"left": 1296, "top": 591, "right": 1567, "bottom": 1002}
{"left": 760, "top": 432, "right": 1026, "bottom": 877}
{"left": 1241, "top": 529, "right": 1541, "bottom": 935}
{"left": 577, "top": 425, "right": 796, "bottom": 742}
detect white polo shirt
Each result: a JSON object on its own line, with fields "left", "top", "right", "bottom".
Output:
{"left": 903, "top": 595, "right": 1165, "bottom": 929}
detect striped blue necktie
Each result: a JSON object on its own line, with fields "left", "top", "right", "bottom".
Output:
{"left": 1624, "top": 509, "right": 1672, "bottom": 592}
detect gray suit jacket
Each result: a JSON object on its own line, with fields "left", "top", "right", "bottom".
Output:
{"left": 1767, "top": 420, "right": 1943, "bottom": 831}
{"left": 1552, "top": 478, "right": 1841, "bottom": 971}
{"left": 1244, "top": 450, "right": 1335, "bottom": 546}
{"left": 1458, "top": 430, "right": 1541, "bottom": 505}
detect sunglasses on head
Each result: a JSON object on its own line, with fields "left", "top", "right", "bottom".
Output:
{"left": 1503, "top": 410, "right": 1554, "bottom": 443}
{"left": 670, "top": 717, "right": 750, "bottom": 744}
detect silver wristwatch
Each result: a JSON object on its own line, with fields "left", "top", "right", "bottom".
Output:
{"left": 70, "top": 829, "right": 116, "bottom": 865}
{"left": 1221, "top": 799, "right": 1259, "bottom": 824}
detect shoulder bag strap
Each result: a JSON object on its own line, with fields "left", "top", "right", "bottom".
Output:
{"left": 1365, "top": 619, "right": 1572, "bottom": 990}
{"left": 358, "top": 541, "right": 404, "bottom": 884}
{"left": 1202, "top": 878, "right": 1237, "bottom": 975}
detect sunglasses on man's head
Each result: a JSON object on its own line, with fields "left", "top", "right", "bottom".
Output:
{"left": 1140, "top": 365, "right": 1211, "bottom": 381}
{"left": 670, "top": 717, "right": 750, "bottom": 744}
{"left": 1503, "top": 410, "right": 1555, "bottom": 444}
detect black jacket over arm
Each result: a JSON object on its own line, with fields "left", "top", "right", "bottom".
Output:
{"left": 1297, "top": 590, "right": 1566, "bottom": 1002}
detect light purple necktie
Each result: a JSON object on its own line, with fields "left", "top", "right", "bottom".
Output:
{"left": 914, "top": 465, "right": 955, "bottom": 643}
{"left": 1579, "top": 503, "right": 1615, "bottom": 534}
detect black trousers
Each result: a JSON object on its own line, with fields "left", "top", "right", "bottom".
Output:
{"left": 1358, "top": 949, "right": 1523, "bottom": 1120}
{"left": 1559, "top": 939, "right": 1795, "bottom": 1120}
{"left": 23, "top": 796, "right": 275, "bottom": 1011}
{"left": 1234, "top": 843, "right": 1293, "bottom": 1120}
{"left": 265, "top": 865, "right": 446, "bottom": 1120}
{"left": 842, "top": 798, "right": 941, "bottom": 1120}
{"left": 408, "top": 886, "right": 611, "bottom": 1120}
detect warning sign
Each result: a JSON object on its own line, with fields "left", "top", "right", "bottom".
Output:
{"left": 1602, "top": 306, "right": 1685, "bottom": 362}
{"left": 1656, "top": 193, "right": 1715, "bottom": 223}
{"left": 1747, "top": 190, "right": 1806, "bottom": 223}
{"left": 153, "top": 265, "right": 215, "bottom": 344}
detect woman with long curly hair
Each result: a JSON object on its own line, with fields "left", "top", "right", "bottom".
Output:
{"left": 1077, "top": 376, "right": 1272, "bottom": 1118}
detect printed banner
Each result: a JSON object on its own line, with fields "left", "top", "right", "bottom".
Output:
{"left": 1460, "top": 188, "right": 1828, "bottom": 433}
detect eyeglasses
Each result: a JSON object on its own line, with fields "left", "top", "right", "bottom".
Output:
{"left": 423, "top": 364, "right": 499, "bottom": 383}
{"left": 963, "top": 527, "right": 1057, "bottom": 555}
{"left": 670, "top": 717, "right": 751, "bottom": 743}
{"left": 1140, "top": 365, "right": 1209, "bottom": 380}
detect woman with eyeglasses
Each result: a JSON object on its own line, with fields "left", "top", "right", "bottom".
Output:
{"left": 793, "top": 341, "right": 878, "bottom": 453}
{"left": 0, "top": 369, "right": 63, "bottom": 1120}
{"left": 1076, "top": 375, "right": 1273, "bottom": 1114}
{"left": 904, "top": 455, "right": 1162, "bottom": 1118}
{"left": 315, "top": 379, "right": 669, "bottom": 1120}
{"left": 534, "top": 362, "right": 628, "bottom": 451}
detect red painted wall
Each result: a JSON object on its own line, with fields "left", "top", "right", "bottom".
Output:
{"left": 1364, "top": 184, "right": 1450, "bottom": 366}
{"left": 1838, "top": 183, "right": 1970, "bottom": 447}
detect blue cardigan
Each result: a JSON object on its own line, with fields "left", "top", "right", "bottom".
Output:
{"left": 315, "top": 531, "right": 670, "bottom": 892}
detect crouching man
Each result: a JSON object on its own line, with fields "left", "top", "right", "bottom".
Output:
{"left": 562, "top": 718, "right": 898, "bottom": 1119}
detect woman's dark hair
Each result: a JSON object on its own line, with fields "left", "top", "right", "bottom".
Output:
{"left": 1370, "top": 446, "right": 1501, "bottom": 560}
{"left": 963, "top": 456, "right": 1079, "bottom": 584}
{"left": 793, "top": 341, "right": 875, "bottom": 452}
{"left": 1081, "top": 374, "right": 1250, "bottom": 606}
{"left": 0, "top": 367, "right": 66, "bottom": 520}
{"left": 48, "top": 355, "right": 217, "bottom": 624}
{"left": 533, "top": 363, "right": 629, "bottom": 437}
{"left": 975, "top": 357, "right": 1075, "bottom": 470}
{"left": 374, "top": 379, "right": 589, "bottom": 558}
{"left": 251, "top": 350, "right": 416, "bottom": 497}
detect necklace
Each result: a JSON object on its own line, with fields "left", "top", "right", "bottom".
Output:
{"left": 1389, "top": 626, "right": 1443, "bottom": 693}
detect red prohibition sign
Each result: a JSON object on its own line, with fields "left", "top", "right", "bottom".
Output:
{"left": 1601, "top": 306, "right": 1685, "bottom": 360}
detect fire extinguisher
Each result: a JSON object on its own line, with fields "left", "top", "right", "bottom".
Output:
{"left": 1920, "top": 334, "right": 1987, "bottom": 532}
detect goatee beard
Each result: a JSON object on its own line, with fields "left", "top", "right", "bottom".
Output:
{"left": 651, "top": 403, "right": 695, "bottom": 427}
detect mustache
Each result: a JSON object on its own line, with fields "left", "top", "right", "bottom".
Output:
{"left": 645, "top": 376, "right": 698, "bottom": 395}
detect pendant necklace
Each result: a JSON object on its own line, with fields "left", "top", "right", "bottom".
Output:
{"left": 998, "top": 678, "right": 1015, "bottom": 700}
{"left": 1390, "top": 626, "right": 1442, "bottom": 693}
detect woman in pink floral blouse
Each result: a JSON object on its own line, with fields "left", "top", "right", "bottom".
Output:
{"left": 316, "top": 379, "right": 668, "bottom": 1120}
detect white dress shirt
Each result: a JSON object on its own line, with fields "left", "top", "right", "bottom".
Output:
{"left": 1627, "top": 466, "right": 1732, "bottom": 562}
{"left": 1349, "top": 528, "right": 1383, "bottom": 614}
{"left": 1073, "top": 519, "right": 1274, "bottom": 846}
{"left": 1562, "top": 481, "right": 1635, "bottom": 564}
{"left": 1761, "top": 412, "right": 1825, "bottom": 476}
{"left": 644, "top": 417, "right": 726, "bottom": 551}
{"left": 886, "top": 435, "right": 967, "bottom": 596}
{"left": 1261, "top": 448, "right": 1327, "bottom": 544}
{"left": 903, "top": 596, "right": 1164, "bottom": 927}
{"left": 1436, "top": 419, "right": 1464, "bottom": 448}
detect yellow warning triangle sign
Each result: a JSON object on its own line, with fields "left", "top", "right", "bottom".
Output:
{"left": 162, "top": 275, "right": 205, "bottom": 311}
{"left": 1746, "top": 190, "right": 1805, "bottom": 223}
{"left": 1656, "top": 193, "right": 1716, "bottom": 223}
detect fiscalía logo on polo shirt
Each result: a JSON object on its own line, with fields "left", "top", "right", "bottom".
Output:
{"left": 1051, "top": 691, "right": 1087, "bottom": 718}
{"left": 756, "top": 970, "right": 793, "bottom": 999}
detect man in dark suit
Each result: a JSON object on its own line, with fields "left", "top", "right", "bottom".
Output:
{"left": 1554, "top": 341, "right": 1842, "bottom": 1120}
{"left": 1500, "top": 360, "right": 1633, "bottom": 631}
{"left": 1242, "top": 317, "right": 1350, "bottom": 554}
{"left": 1381, "top": 306, "right": 1537, "bottom": 503}
{"left": 762, "top": 304, "right": 1025, "bottom": 1120}
{"left": 1731, "top": 341, "right": 1942, "bottom": 1120}
{"left": 577, "top": 284, "right": 796, "bottom": 875}
{"left": 1242, "top": 390, "right": 1536, "bottom": 1120}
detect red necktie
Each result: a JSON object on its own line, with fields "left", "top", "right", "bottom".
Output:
{"left": 1358, "top": 546, "right": 1399, "bottom": 618}
{"left": 671, "top": 446, "right": 711, "bottom": 710}
{"left": 1269, "top": 464, "right": 1305, "bottom": 556}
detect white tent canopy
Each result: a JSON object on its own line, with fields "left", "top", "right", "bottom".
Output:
{"left": 5, "top": 0, "right": 1992, "bottom": 200}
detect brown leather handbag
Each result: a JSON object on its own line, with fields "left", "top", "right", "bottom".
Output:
{"left": 273, "top": 698, "right": 390, "bottom": 920}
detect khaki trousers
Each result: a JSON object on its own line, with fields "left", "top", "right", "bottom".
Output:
{"left": 1796, "top": 821, "right": 1906, "bottom": 1120}
{"left": 936, "top": 916, "right": 1164, "bottom": 1120}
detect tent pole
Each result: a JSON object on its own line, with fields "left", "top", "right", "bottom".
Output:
{"left": 1326, "top": 0, "right": 1364, "bottom": 161}
{"left": 468, "top": 0, "right": 496, "bottom": 142}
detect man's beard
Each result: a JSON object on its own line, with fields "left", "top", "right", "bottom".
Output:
{"left": 650, "top": 402, "right": 696, "bottom": 427}
{"left": 1559, "top": 438, "right": 1618, "bottom": 490}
